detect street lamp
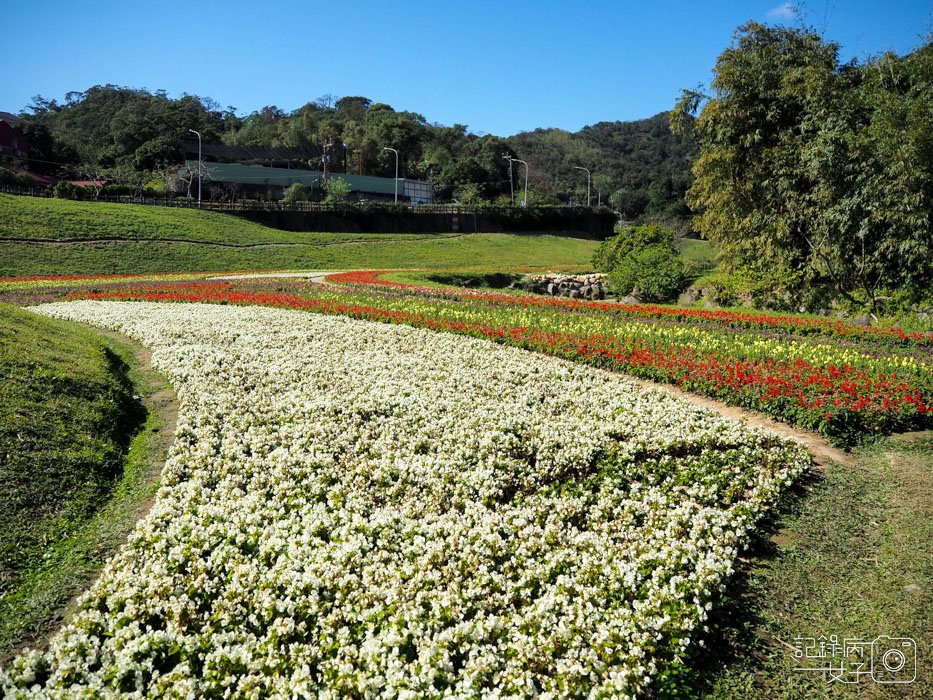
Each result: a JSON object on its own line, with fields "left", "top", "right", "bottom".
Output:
{"left": 573, "top": 166, "right": 591, "bottom": 207}
{"left": 513, "top": 158, "right": 529, "bottom": 207}
{"left": 188, "top": 129, "right": 202, "bottom": 206}
{"left": 383, "top": 147, "right": 399, "bottom": 203}
{"left": 502, "top": 154, "right": 515, "bottom": 205}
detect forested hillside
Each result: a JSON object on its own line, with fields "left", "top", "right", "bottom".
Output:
{"left": 511, "top": 112, "right": 696, "bottom": 221}
{"left": 4, "top": 88, "right": 695, "bottom": 216}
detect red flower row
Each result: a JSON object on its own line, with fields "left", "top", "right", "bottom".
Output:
{"left": 326, "top": 270, "right": 933, "bottom": 346}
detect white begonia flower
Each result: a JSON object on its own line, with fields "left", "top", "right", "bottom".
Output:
{"left": 0, "top": 301, "right": 809, "bottom": 698}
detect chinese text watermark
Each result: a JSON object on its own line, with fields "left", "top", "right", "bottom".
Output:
{"left": 792, "top": 634, "right": 916, "bottom": 684}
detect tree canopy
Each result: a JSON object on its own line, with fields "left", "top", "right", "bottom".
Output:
{"left": 674, "top": 22, "right": 933, "bottom": 310}
{"left": 6, "top": 85, "right": 695, "bottom": 212}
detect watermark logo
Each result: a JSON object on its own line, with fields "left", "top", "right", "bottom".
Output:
{"left": 792, "top": 634, "right": 917, "bottom": 684}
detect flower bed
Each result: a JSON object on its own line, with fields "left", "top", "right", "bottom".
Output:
{"left": 327, "top": 271, "right": 933, "bottom": 347}
{"left": 2, "top": 301, "right": 808, "bottom": 697}
{"left": 69, "top": 281, "right": 933, "bottom": 446}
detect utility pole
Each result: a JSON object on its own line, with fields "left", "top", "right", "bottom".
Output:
{"left": 573, "top": 166, "right": 591, "bottom": 207}
{"left": 513, "top": 158, "right": 529, "bottom": 207}
{"left": 322, "top": 141, "right": 332, "bottom": 181}
{"left": 188, "top": 129, "right": 202, "bottom": 206}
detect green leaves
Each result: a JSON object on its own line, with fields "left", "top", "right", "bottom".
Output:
{"left": 593, "top": 225, "right": 686, "bottom": 302}
{"left": 682, "top": 23, "right": 933, "bottom": 311}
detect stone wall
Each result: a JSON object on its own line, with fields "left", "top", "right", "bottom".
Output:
{"left": 526, "top": 273, "right": 607, "bottom": 300}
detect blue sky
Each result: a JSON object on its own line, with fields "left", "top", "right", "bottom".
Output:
{"left": 2, "top": 1, "right": 930, "bottom": 136}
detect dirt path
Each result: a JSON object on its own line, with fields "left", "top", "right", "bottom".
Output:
{"left": 97, "top": 327, "right": 179, "bottom": 476}
{"left": 0, "top": 234, "right": 461, "bottom": 248}
{"left": 623, "top": 376, "right": 854, "bottom": 467}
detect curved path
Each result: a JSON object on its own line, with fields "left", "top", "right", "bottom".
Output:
{"left": 0, "top": 234, "right": 454, "bottom": 249}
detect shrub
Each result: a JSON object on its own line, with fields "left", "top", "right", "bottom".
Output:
{"left": 608, "top": 244, "right": 685, "bottom": 302}
{"left": 143, "top": 179, "right": 166, "bottom": 195}
{"left": 322, "top": 178, "right": 351, "bottom": 204}
{"left": 52, "top": 181, "right": 83, "bottom": 200}
{"left": 0, "top": 169, "right": 37, "bottom": 188}
{"left": 593, "top": 224, "right": 678, "bottom": 272}
{"left": 594, "top": 225, "right": 686, "bottom": 302}
{"left": 281, "top": 182, "right": 307, "bottom": 205}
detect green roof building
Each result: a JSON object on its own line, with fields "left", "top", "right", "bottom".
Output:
{"left": 183, "top": 161, "right": 433, "bottom": 204}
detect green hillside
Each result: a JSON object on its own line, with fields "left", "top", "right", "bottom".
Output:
{"left": 0, "top": 304, "right": 167, "bottom": 658}
{"left": 0, "top": 195, "right": 599, "bottom": 276}
{"left": 0, "top": 194, "right": 436, "bottom": 245}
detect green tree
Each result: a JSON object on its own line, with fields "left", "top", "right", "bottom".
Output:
{"left": 322, "top": 177, "right": 351, "bottom": 203}
{"left": 674, "top": 23, "right": 933, "bottom": 312}
{"left": 281, "top": 182, "right": 307, "bottom": 204}
{"left": 454, "top": 182, "right": 482, "bottom": 204}
{"left": 610, "top": 188, "right": 650, "bottom": 218}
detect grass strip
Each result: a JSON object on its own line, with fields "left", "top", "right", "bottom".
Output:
{"left": 0, "top": 307, "right": 174, "bottom": 661}
{"left": 668, "top": 434, "right": 932, "bottom": 698}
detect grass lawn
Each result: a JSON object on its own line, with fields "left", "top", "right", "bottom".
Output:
{"left": 671, "top": 434, "right": 932, "bottom": 699}
{"left": 0, "top": 194, "right": 439, "bottom": 245}
{"left": 0, "top": 305, "right": 172, "bottom": 661}
{"left": 677, "top": 237, "right": 718, "bottom": 284}
{"left": 0, "top": 195, "right": 600, "bottom": 276}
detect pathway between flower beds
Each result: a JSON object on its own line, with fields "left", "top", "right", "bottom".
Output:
{"left": 3, "top": 300, "right": 809, "bottom": 697}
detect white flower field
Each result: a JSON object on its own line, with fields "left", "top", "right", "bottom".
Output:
{"left": 2, "top": 301, "right": 809, "bottom": 698}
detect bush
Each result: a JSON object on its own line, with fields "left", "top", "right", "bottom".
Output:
{"left": 103, "top": 184, "right": 135, "bottom": 197}
{"left": 52, "top": 181, "right": 83, "bottom": 199}
{"left": 323, "top": 178, "right": 351, "bottom": 204}
{"left": 281, "top": 182, "right": 307, "bottom": 205}
{"left": 593, "top": 224, "right": 678, "bottom": 272}
{"left": 143, "top": 179, "right": 166, "bottom": 195}
{"left": 594, "top": 225, "right": 686, "bottom": 302}
{"left": 608, "top": 244, "right": 685, "bottom": 302}
{"left": 0, "top": 169, "right": 37, "bottom": 188}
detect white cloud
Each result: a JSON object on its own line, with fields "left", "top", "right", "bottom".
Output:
{"left": 767, "top": 2, "right": 797, "bottom": 20}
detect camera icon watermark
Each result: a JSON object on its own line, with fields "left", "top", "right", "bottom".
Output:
{"left": 792, "top": 633, "right": 917, "bottom": 684}
{"left": 871, "top": 636, "right": 917, "bottom": 684}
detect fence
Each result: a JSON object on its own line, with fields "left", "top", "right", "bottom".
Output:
{"left": 0, "top": 186, "right": 618, "bottom": 237}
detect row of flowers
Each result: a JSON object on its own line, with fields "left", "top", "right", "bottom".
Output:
{"left": 3, "top": 301, "right": 810, "bottom": 697}
{"left": 5, "top": 270, "right": 931, "bottom": 346}
{"left": 68, "top": 282, "right": 933, "bottom": 446}
{"left": 0, "top": 271, "right": 310, "bottom": 292}
{"left": 326, "top": 270, "right": 933, "bottom": 347}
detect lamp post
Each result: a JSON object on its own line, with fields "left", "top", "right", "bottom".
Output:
{"left": 322, "top": 141, "right": 332, "bottom": 181}
{"left": 513, "top": 158, "right": 529, "bottom": 207}
{"left": 573, "top": 166, "right": 591, "bottom": 207}
{"left": 383, "top": 147, "right": 399, "bottom": 203}
{"left": 188, "top": 129, "right": 202, "bottom": 206}
{"left": 502, "top": 154, "right": 514, "bottom": 205}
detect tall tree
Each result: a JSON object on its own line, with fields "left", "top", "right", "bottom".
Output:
{"left": 674, "top": 22, "right": 933, "bottom": 310}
